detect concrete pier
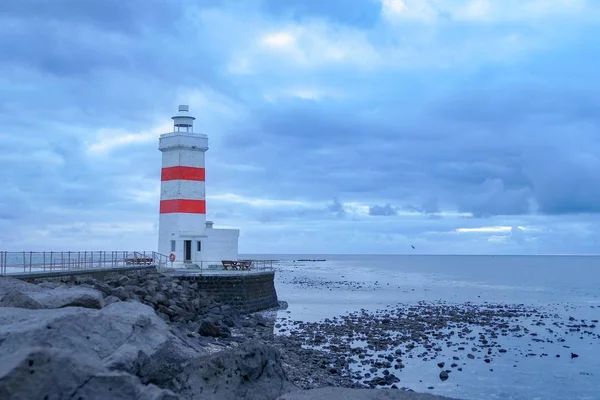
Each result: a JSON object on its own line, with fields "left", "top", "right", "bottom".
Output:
{"left": 166, "top": 270, "right": 279, "bottom": 313}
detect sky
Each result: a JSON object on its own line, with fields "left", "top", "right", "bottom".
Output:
{"left": 1, "top": 0, "right": 600, "bottom": 255}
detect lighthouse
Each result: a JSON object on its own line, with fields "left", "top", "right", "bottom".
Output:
{"left": 157, "top": 105, "right": 239, "bottom": 267}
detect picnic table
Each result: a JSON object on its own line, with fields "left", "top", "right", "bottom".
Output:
{"left": 221, "top": 260, "right": 253, "bottom": 271}
{"left": 124, "top": 256, "right": 153, "bottom": 265}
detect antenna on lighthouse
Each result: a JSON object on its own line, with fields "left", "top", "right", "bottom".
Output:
{"left": 172, "top": 104, "right": 196, "bottom": 133}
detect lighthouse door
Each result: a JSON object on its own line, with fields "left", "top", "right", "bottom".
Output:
{"left": 184, "top": 240, "right": 192, "bottom": 263}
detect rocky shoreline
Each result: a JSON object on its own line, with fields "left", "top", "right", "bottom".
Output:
{"left": 274, "top": 301, "right": 598, "bottom": 390}
{"left": 0, "top": 270, "right": 457, "bottom": 400}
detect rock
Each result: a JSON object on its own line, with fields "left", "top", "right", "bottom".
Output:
{"left": 118, "top": 276, "right": 131, "bottom": 285}
{"left": 28, "top": 287, "right": 105, "bottom": 309}
{"left": 439, "top": 370, "right": 449, "bottom": 381}
{"left": 0, "top": 277, "right": 41, "bottom": 297}
{"left": 104, "top": 295, "right": 121, "bottom": 306}
{"left": 112, "top": 287, "right": 131, "bottom": 301}
{"left": 0, "top": 291, "right": 42, "bottom": 309}
{"left": 276, "top": 387, "right": 459, "bottom": 399}
{"left": 219, "top": 325, "right": 232, "bottom": 338}
{"left": 437, "top": 362, "right": 445, "bottom": 368}
{"left": 37, "top": 282, "right": 61, "bottom": 290}
{"left": 0, "top": 278, "right": 104, "bottom": 310}
{"left": 155, "top": 293, "right": 168, "bottom": 305}
{"left": 255, "top": 314, "right": 269, "bottom": 327}
{"left": 93, "top": 282, "right": 113, "bottom": 296}
{"left": 172, "top": 342, "right": 295, "bottom": 400}
{"left": 0, "top": 347, "right": 177, "bottom": 400}
{"left": 0, "top": 301, "right": 206, "bottom": 385}
{"left": 198, "top": 320, "right": 221, "bottom": 337}
{"left": 130, "top": 286, "right": 149, "bottom": 298}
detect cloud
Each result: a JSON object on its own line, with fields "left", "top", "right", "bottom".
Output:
{"left": 369, "top": 204, "right": 397, "bottom": 216}
{"left": 327, "top": 198, "right": 347, "bottom": 218}
{"left": 380, "top": 0, "right": 591, "bottom": 24}
{"left": 1, "top": 0, "right": 600, "bottom": 254}
{"left": 510, "top": 225, "right": 526, "bottom": 245}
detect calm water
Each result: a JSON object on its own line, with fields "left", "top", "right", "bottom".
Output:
{"left": 245, "top": 254, "right": 600, "bottom": 400}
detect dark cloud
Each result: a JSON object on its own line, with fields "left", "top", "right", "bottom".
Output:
{"left": 0, "top": 0, "right": 184, "bottom": 35}
{"left": 326, "top": 198, "right": 346, "bottom": 218}
{"left": 369, "top": 204, "right": 396, "bottom": 216}
{"left": 1, "top": 0, "right": 599, "bottom": 253}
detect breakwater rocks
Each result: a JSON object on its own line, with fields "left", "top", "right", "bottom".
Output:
{"left": 275, "top": 301, "right": 598, "bottom": 390}
{"left": 0, "top": 274, "right": 456, "bottom": 400}
{"left": 0, "top": 274, "right": 293, "bottom": 400}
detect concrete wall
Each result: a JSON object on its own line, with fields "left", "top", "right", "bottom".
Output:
{"left": 14, "top": 267, "right": 280, "bottom": 314}
{"left": 203, "top": 228, "right": 240, "bottom": 263}
{"left": 13, "top": 265, "right": 156, "bottom": 284}
{"left": 176, "top": 271, "right": 279, "bottom": 313}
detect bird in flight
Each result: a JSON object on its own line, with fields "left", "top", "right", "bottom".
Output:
{"left": 411, "top": 245, "right": 415, "bottom": 249}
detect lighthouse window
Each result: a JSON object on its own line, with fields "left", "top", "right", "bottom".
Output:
{"left": 197, "top": 241, "right": 202, "bottom": 251}
{"left": 170, "top": 240, "right": 176, "bottom": 252}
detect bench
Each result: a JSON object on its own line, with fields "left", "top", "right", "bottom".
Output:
{"left": 239, "top": 260, "right": 253, "bottom": 270}
{"left": 221, "top": 260, "right": 239, "bottom": 270}
{"left": 221, "top": 260, "right": 253, "bottom": 271}
{"left": 124, "top": 257, "right": 153, "bottom": 266}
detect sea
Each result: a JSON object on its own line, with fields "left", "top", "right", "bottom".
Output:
{"left": 243, "top": 254, "right": 600, "bottom": 400}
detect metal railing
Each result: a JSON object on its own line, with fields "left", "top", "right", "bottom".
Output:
{"left": 0, "top": 251, "right": 163, "bottom": 276}
{"left": 0, "top": 251, "right": 276, "bottom": 276}
{"left": 160, "top": 259, "right": 276, "bottom": 274}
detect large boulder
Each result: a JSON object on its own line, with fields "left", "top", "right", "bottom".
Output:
{"left": 0, "top": 301, "right": 206, "bottom": 384}
{"left": 172, "top": 341, "right": 295, "bottom": 400}
{"left": 0, "top": 277, "right": 40, "bottom": 296}
{"left": 27, "top": 286, "right": 105, "bottom": 309}
{"left": 0, "top": 347, "right": 178, "bottom": 400}
{"left": 276, "top": 387, "right": 460, "bottom": 400}
{"left": 0, "top": 290, "right": 42, "bottom": 309}
{"left": 0, "top": 277, "right": 104, "bottom": 309}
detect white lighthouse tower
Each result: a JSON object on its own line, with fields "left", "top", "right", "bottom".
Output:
{"left": 157, "top": 105, "right": 239, "bottom": 267}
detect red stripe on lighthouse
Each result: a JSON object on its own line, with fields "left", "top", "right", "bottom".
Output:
{"left": 161, "top": 166, "right": 205, "bottom": 181}
{"left": 160, "top": 199, "right": 206, "bottom": 214}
